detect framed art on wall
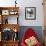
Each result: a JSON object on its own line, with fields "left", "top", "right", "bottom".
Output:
{"left": 2, "top": 10, "right": 9, "bottom": 15}
{"left": 25, "top": 7, "right": 36, "bottom": 20}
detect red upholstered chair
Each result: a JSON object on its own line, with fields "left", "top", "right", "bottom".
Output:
{"left": 21, "top": 28, "right": 41, "bottom": 46}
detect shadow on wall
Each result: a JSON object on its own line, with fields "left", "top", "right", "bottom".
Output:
{"left": 18, "top": 26, "right": 44, "bottom": 44}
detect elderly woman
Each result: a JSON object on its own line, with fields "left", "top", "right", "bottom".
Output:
{"left": 21, "top": 28, "right": 41, "bottom": 46}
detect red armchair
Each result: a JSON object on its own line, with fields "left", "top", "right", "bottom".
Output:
{"left": 21, "top": 28, "right": 41, "bottom": 46}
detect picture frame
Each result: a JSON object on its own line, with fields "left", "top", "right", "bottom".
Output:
{"left": 25, "top": 7, "right": 36, "bottom": 20}
{"left": 2, "top": 10, "right": 9, "bottom": 15}
{"left": 9, "top": 10, "right": 18, "bottom": 15}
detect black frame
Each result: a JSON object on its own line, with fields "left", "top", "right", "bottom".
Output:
{"left": 25, "top": 7, "right": 36, "bottom": 20}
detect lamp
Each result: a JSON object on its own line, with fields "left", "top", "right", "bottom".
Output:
{"left": 15, "top": 0, "right": 17, "bottom": 7}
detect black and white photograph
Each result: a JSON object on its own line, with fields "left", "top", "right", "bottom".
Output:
{"left": 25, "top": 7, "right": 36, "bottom": 20}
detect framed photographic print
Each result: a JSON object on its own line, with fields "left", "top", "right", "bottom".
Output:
{"left": 25, "top": 7, "right": 36, "bottom": 20}
{"left": 2, "top": 10, "right": 9, "bottom": 15}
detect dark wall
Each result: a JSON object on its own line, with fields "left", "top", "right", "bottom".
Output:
{"left": 18, "top": 26, "right": 44, "bottom": 43}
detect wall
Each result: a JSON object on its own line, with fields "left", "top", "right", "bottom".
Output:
{"left": 0, "top": 0, "right": 44, "bottom": 26}
{"left": 18, "top": 0, "right": 44, "bottom": 26}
